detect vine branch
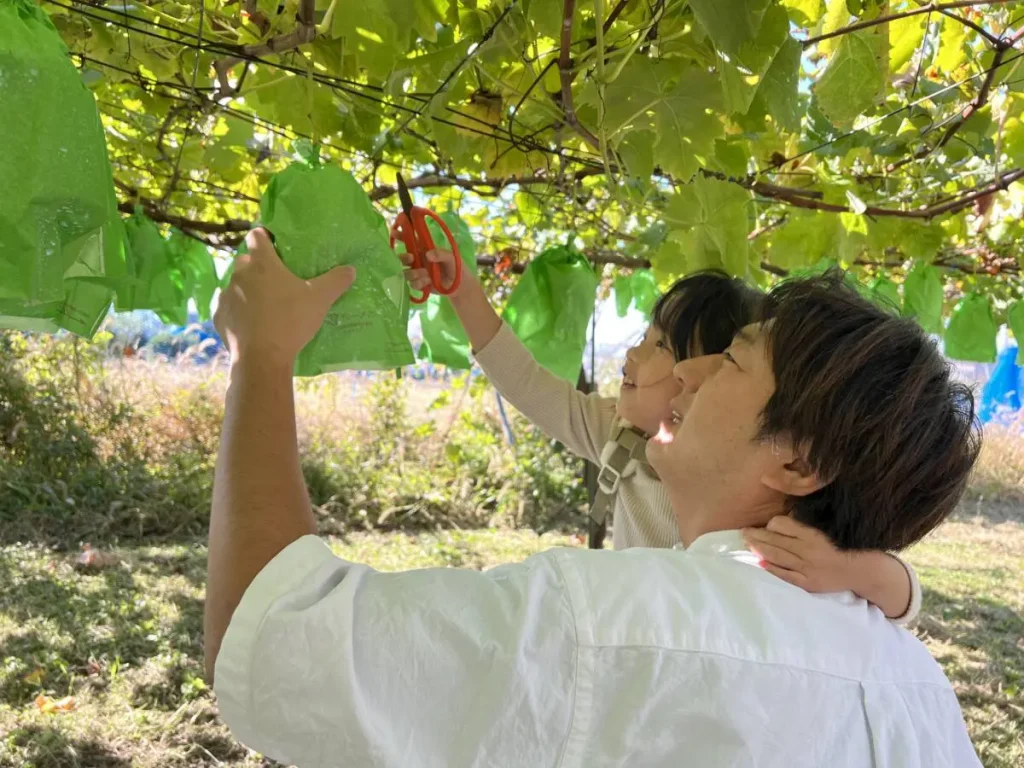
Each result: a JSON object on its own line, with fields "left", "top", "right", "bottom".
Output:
{"left": 507, "top": 0, "right": 629, "bottom": 148}
{"left": 753, "top": 167, "right": 1024, "bottom": 218}
{"left": 802, "top": 0, "right": 1013, "bottom": 48}
{"left": 214, "top": 0, "right": 316, "bottom": 98}
{"left": 938, "top": 9, "right": 1001, "bottom": 47}
{"left": 559, "top": 0, "right": 601, "bottom": 150}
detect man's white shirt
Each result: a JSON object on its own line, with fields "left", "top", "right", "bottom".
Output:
{"left": 214, "top": 530, "right": 978, "bottom": 767}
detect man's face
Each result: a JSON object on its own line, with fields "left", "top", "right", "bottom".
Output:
{"left": 647, "top": 324, "right": 780, "bottom": 503}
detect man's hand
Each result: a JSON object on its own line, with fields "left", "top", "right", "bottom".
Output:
{"left": 215, "top": 228, "right": 356, "bottom": 368}
{"left": 742, "top": 515, "right": 856, "bottom": 592}
{"left": 401, "top": 248, "right": 461, "bottom": 297}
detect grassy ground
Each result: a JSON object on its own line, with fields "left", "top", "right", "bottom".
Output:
{"left": 1, "top": 513, "right": 1021, "bottom": 768}
{"left": 1, "top": 339, "right": 1022, "bottom": 765}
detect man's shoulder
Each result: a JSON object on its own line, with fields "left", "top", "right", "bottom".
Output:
{"left": 548, "top": 546, "right": 951, "bottom": 689}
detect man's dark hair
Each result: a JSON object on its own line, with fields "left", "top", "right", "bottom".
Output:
{"left": 758, "top": 269, "right": 982, "bottom": 551}
{"left": 652, "top": 271, "right": 761, "bottom": 360}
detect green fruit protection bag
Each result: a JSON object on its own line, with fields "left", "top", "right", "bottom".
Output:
{"left": 945, "top": 293, "right": 997, "bottom": 363}
{"left": 613, "top": 275, "right": 632, "bottom": 318}
{"left": 259, "top": 162, "right": 414, "bottom": 376}
{"left": 1008, "top": 300, "right": 1024, "bottom": 365}
{"left": 156, "top": 229, "right": 219, "bottom": 326}
{"left": 0, "top": 0, "right": 124, "bottom": 337}
{"left": 116, "top": 210, "right": 184, "bottom": 316}
{"left": 416, "top": 212, "right": 478, "bottom": 370}
{"left": 630, "top": 269, "right": 660, "bottom": 317}
{"left": 502, "top": 245, "right": 598, "bottom": 383}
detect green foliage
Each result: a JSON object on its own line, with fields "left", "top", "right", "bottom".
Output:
{"left": 22, "top": 0, "right": 1024, "bottom": 364}
{"left": 0, "top": 333, "right": 586, "bottom": 547}
{"left": 945, "top": 293, "right": 997, "bottom": 363}
{"left": 666, "top": 177, "right": 753, "bottom": 277}
{"left": 0, "top": 332, "right": 217, "bottom": 546}
{"left": 601, "top": 59, "right": 724, "bottom": 181}
{"left": 903, "top": 262, "right": 944, "bottom": 335}
{"left": 867, "top": 274, "right": 900, "bottom": 313}
{"left": 814, "top": 31, "right": 886, "bottom": 127}
{"left": 1009, "top": 301, "right": 1024, "bottom": 365}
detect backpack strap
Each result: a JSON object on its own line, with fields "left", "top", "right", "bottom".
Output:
{"left": 589, "top": 423, "right": 649, "bottom": 529}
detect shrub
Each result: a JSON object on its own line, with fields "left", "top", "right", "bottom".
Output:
{"left": 0, "top": 332, "right": 588, "bottom": 548}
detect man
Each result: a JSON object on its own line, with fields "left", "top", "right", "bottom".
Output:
{"left": 206, "top": 229, "right": 981, "bottom": 767}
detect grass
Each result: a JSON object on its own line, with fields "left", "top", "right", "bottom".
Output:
{"left": 1, "top": 337, "right": 1022, "bottom": 765}
{"left": 1, "top": 517, "right": 1021, "bottom": 768}
{"left": 0, "top": 530, "right": 579, "bottom": 767}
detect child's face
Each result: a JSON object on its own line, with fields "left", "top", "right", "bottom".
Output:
{"left": 617, "top": 325, "right": 683, "bottom": 436}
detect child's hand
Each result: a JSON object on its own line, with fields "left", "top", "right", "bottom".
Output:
{"left": 742, "top": 516, "right": 855, "bottom": 593}
{"left": 400, "top": 249, "right": 461, "bottom": 295}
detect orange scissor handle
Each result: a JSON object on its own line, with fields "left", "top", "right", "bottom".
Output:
{"left": 389, "top": 206, "right": 463, "bottom": 305}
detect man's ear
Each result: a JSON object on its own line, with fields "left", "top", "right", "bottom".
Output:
{"left": 760, "top": 437, "right": 828, "bottom": 497}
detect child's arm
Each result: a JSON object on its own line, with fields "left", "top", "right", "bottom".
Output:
{"left": 742, "top": 516, "right": 922, "bottom": 624}
{"left": 402, "top": 249, "right": 617, "bottom": 464}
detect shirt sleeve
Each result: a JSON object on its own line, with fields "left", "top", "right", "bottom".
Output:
{"left": 213, "top": 535, "right": 578, "bottom": 768}
{"left": 889, "top": 554, "right": 923, "bottom": 626}
{"left": 473, "top": 322, "right": 619, "bottom": 465}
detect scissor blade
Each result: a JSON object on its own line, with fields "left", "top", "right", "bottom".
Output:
{"left": 396, "top": 173, "right": 415, "bottom": 219}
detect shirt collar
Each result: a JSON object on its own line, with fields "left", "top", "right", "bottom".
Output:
{"left": 674, "top": 530, "right": 762, "bottom": 566}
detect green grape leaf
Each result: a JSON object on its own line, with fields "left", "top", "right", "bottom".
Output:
{"left": 614, "top": 275, "right": 633, "bottom": 317}
{"left": 718, "top": 4, "right": 789, "bottom": 115}
{"left": 814, "top": 31, "right": 886, "bottom": 127}
{"left": 1008, "top": 300, "right": 1024, "bottom": 365}
{"left": 782, "top": 0, "right": 825, "bottom": 25}
{"left": 767, "top": 211, "right": 844, "bottom": 271}
{"left": 618, "top": 131, "right": 656, "bottom": 179}
{"left": 605, "top": 60, "right": 724, "bottom": 181}
{"left": 665, "top": 176, "right": 752, "bottom": 277}
{"left": 710, "top": 138, "right": 751, "bottom": 177}
{"left": 899, "top": 221, "right": 945, "bottom": 261}
{"left": 889, "top": 13, "right": 926, "bottom": 73}
{"left": 757, "top": 36, "right": 803, "bottom": 131}
{"left": 329, "top": 0, "right": 403, "bottom": 79}
{"left": 936, "top": 14, "right": 970, "bottom": 73}
{"left": 650, "top": 238, "right": 689, "bottom": 284}
{"left": 902, "top": 262, "right": 944, "bottom": 334}
{"left": 689, "top": 0, "right": 773, "bottom": 63}
{"left": 866, "top": 218, "right": 944, "bottom": 261}
{"left": 1003, "top": 112, "right": 1024, "bottom": 167}
{"left": 515, "top": 190, "right": 544, "bottom": 226}
{"left": 867, "top": 275, "right": 901, "bottom": 313}
{"left": 737, "top": 2, "right": 791, "bottom": 73}
{"left": 817, "top": 0, "right": 851, "bottom": 55}
{"left": 525, "top": 0, "right": 563, "bottom": 39}
{"left": 245, "top": 70, "right": 346, "bottom": 138}
{"left": 945, "top": 293, "right": 997, "bottom": 362}
{"left": 400, "top": 0, "right": 446, "bottom": 43}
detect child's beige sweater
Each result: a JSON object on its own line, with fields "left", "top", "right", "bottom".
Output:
{"left": 474, "top": 323, "right": 922, "bottom": 624}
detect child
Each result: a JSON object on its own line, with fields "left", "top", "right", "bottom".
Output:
{"left": 403, "top": 251, "right": 922, "bottom": 623}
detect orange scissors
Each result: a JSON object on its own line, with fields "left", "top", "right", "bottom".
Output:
{"left": 389, "top": 173, "right": 462, "bottom": 304}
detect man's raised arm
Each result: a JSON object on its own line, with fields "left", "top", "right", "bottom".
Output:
{"left": 203, "top": 228, "right": 355, "bottom": 681}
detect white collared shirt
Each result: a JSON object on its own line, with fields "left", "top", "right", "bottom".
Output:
{"left": 214, "top": 530, "right": 978, "bottom": 768}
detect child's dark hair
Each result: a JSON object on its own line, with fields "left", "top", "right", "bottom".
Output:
{"left": 651, "top": 270, "right": 761, "bottom": 360}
